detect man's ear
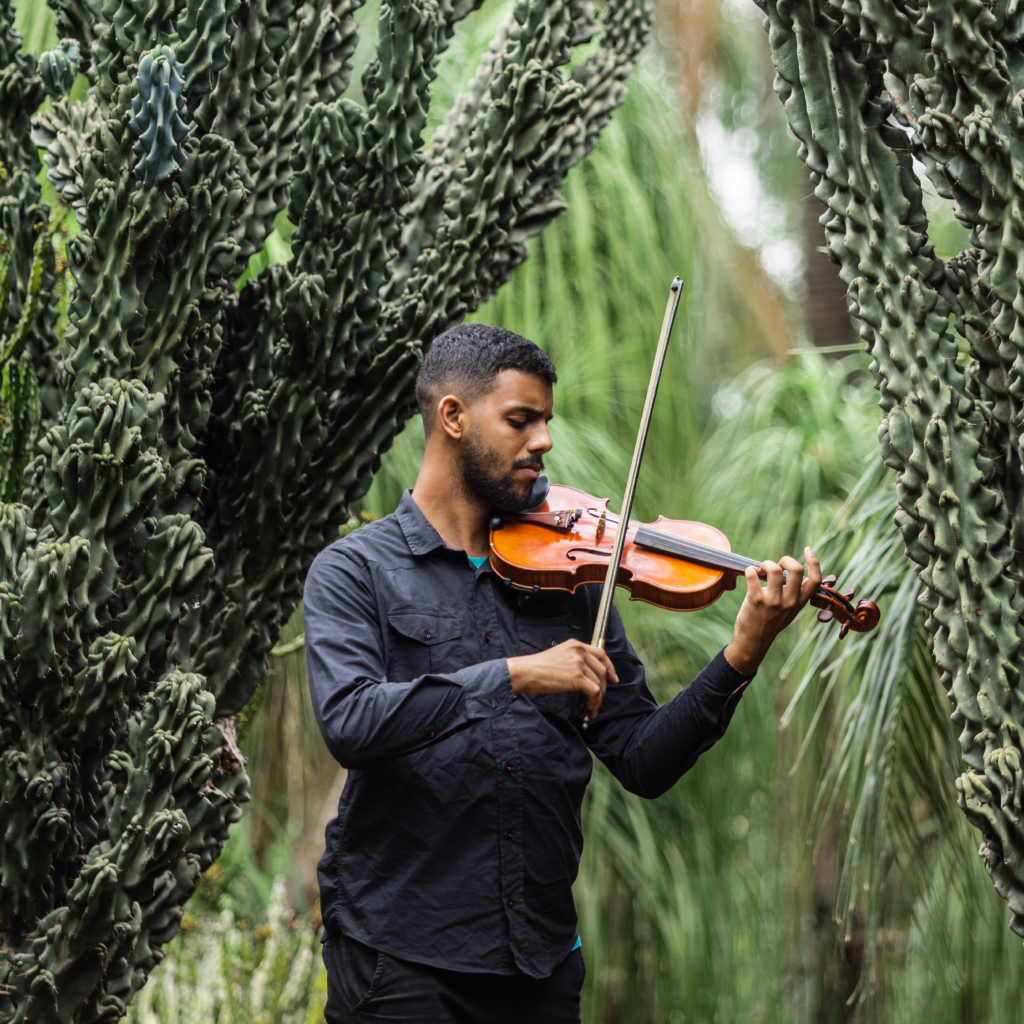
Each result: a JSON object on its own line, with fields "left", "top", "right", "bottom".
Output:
{"left": 436, "top": 394, "right": 469, "bottom": 441}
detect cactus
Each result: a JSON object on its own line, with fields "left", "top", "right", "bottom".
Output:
{"left": 0, "top": 0, "right": 651, "bottom": 1017}
{"left": 128, "top": 47, "right": 189, "bottom": 187}
{"left": 38, "top": 38, "right": 81, "bottom": 98}
{"left": 756, "top": 0, "right": 1024, "bottom": 938}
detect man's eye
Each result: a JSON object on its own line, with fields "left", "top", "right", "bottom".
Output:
{"left": 509, "top": 419, "right": 526, "bottom": 428}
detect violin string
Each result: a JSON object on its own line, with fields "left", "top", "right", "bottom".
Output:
{"left": 580, "top": 509, "right": 758, "bottom": 573}
{"left": 577, "top": 519, "right": 845, "bottom": 598}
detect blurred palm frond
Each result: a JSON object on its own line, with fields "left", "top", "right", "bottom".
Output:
{"left": 780, "top": 454, "right": 992, "bottom": 1001}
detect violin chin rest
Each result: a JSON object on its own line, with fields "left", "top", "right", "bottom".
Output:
{"left": 523, "top": 474, "right": 551, "bottom": 511}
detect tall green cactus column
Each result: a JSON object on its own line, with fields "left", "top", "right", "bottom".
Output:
{"left": 756, "top": 0, "right": 1024, "bottom": 938}
{"left": 0, "top": 0, "right": 653, "bottom": 1020}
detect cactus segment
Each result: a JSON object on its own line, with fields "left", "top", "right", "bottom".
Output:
{"left": 39, "top": 38, "right": 81, "bottom": 98}
{"left": 174, "top": 0, "right": 240, "bottom": 99}
{"left": 129, "top": 47, "right": 190, "bottom": 188}
{"left": 31, "top": 96, "right": 105, "bottom": 225}
{"left": 46, "top": 0, "right": 107, "bottom": 63}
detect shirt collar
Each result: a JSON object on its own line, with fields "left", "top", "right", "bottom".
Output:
{"left": 395, "top": 490, "right": 449, "bottom": 556}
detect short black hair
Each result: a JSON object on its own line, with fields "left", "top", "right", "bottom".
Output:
{"left": 416, "top": 323, "right": 557, "bottom": 430}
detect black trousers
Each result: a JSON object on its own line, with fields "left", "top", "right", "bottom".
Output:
{"left": 322, "top": 932, "right": 585, "bottom": 1024}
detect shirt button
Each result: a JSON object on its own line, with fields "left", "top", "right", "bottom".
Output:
{"left": 506, "top": 832, "right": 513, "bottom": 839}
{"left": 550, "top": 640, "right": 557, "bottom": 647}
{"left": 424, "top": 630, "right": 431, "bottom": 640}
{"left": 505, "top": 764, "right": 513, "bottom": 772}
{"left": 507, "top": 900, "right": 515, "bottom": 908}
{"left": 485, "top": 634, "right": 491, "bottom": 642}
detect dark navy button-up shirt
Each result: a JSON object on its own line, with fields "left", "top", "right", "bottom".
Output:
{"left": 304, "top": 490, "right": 751, "bottom": 979}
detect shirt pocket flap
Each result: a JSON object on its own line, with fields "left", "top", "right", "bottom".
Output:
{"left": 516, "top": 615, "right": 575, "bottom": 651}
{"left": 387, "top": 610, "right": 462, "bottom": 646}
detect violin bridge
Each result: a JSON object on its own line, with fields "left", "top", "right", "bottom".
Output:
{"left": 595, "top": 510, "right": 607, "bottom": 546}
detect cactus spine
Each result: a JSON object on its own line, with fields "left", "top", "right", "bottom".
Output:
{"left": 0, "top": 0, "right": 653, "bottom": 1018}
{"left": 757, "top": 0, "right": 1024, "bottom": 937}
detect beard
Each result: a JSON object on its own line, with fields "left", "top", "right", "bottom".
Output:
{"left": 459, "top": 430, "right": 543, "bottom": 512}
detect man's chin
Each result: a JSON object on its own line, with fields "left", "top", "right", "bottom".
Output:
{"left": 487, "top": 478, "right": 537, "bottom": 513}
{"left": 489, "top": 488, "right": 532, "bottom": 514}
{"left": 458, "top": 444, "right": 538, "bottom": 512}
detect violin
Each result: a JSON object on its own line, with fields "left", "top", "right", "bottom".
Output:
{"left": 489, "top": 480, "right": 880, "bottom": 639}
{"left": 487, "top": 276, "right": 880, "bottom": 662}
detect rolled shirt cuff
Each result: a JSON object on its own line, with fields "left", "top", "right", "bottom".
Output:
{"left": 458, "top": 658, "right": 516, "bottom": 718}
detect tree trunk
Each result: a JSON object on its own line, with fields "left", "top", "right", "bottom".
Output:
{"left": 801, "top": 166, "right": 853, "bottom": 348}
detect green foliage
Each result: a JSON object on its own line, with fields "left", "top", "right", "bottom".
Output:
{"left": 781, "top": 457, "right": 1024, "bottom": 1018}
{"left": 126, "top": 879, "right": 326, "bottom": 1024}
{"left": 689, "top": 353, "right": 877, "bottom": 555}
{"left": 0, "top": 0, "right": 654, "bottom": 1019}
{"left": 756, "top": 0, "right": 1024, "bottom": 940}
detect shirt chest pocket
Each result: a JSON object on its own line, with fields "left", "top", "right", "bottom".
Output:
{"left": 516, "top": 614, "right": 581, "bottom": 719}
{"left": 386, "top": 609, "right": 463, "bottom": 679}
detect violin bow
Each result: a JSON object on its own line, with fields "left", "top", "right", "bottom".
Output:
{"left": 590, "top": 277, "right": 685, "bottom": 652}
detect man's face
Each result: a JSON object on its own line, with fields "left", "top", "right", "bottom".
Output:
{"left": 459, "top": 369, "right": 554, "bottom": 511}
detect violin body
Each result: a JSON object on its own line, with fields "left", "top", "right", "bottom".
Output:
{"left": 490, "top": 485, "right": 736, "bottom": 612}
{"left": 489, "top": 483, "right": 881, "bottom": 637}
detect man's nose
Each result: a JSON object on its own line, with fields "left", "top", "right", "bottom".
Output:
{"left": 529, "top": 423, "right": 553, "bottom": 454}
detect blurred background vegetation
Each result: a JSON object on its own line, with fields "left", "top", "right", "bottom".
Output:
{"left": 13, "top": 0, "right": 1022, "bottom": 1020}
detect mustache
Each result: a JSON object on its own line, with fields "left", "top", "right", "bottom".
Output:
{"left": 512, "top": 456, "right": 544, "bottom": 472}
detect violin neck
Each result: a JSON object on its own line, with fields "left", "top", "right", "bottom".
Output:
{"left": 633, "top": 525, "right": 762, "bottom": 576}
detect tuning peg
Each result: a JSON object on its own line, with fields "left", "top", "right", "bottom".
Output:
{"left": 817, "top": 608, "right": 834, "bottom": 623}
{"left": 843, "top": 589, "right": 856, "bottom": 601}
{"left": 822, "top": 574, "right": 837, "bottom": 587}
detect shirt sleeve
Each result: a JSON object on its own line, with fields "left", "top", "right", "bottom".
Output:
{"left": 585, "top": 604, "right": 753, "bottom": 799}
{"left": 304, "top": 544, "right": 514, "bottom": 769}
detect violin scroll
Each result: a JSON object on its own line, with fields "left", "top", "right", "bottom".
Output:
{"left": 810, "top": 575, "right": 881, "bottom": 638}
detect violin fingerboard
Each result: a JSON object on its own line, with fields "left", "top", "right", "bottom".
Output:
{"left": 633, "top": 525, "right": 760, "bottom": 575}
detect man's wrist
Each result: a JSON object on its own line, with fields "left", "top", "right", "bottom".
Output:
{"left": 507, "top": 656, "right": 528, "bottom": 696}
{"left": 723, "top": 640, "right": 761, "bottom": 678}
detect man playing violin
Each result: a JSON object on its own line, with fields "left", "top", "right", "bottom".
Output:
{"left": 304, "top": 324, "right": 823, "bottom": 1024}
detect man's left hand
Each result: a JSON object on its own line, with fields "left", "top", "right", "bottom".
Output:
{"left": 723, "top": 547, "right": 822, "bottom": 677}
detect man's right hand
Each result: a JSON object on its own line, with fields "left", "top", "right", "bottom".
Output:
{"left": 507, "top": 640, "right": 619, "bottom": 719}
